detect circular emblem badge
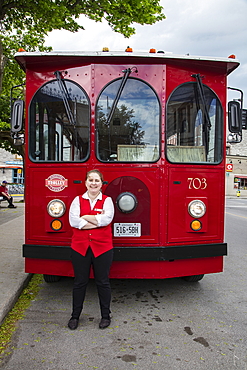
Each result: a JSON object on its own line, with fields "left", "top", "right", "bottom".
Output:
{"left": 45, "top": 174, "right": 68, "bottom": 192}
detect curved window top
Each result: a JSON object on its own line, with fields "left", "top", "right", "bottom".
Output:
{"left": 96, "top": 78, "right": 160, "bottom": 162}
{"left": 29, "top": 79, "right": 90, "bottom": 162}
{"left": 166, "top": 82, "right": 223, "bottom": 163}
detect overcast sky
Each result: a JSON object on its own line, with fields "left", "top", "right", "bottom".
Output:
{"left": 45, "top": 0, "right": 247, "bottom": 105}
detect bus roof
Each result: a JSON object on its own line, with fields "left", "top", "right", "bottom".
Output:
{"left": 14, "top": 50, "right": 240, "bottom": 76}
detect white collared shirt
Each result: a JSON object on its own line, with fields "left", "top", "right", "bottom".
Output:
{"left": 69, "top": 191, "right": 114, "bottom": 229}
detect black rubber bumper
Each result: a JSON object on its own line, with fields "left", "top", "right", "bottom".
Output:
{"left": 23, "top": 243, "right": 227, "bottom": 261}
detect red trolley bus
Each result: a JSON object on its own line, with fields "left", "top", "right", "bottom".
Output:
{"left": 11, "top": 48, "right": 240, "bottom": 282}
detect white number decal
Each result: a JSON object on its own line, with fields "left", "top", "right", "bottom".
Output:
{"left": 188, "top": 178, "right": 207, "bottom": 190}
{"left": 201, "top": 178, "right": 207, "bottom": 189}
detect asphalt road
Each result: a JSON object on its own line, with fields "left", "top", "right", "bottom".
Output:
{"left": 0, "top": 198, "right": 247, "bottom": 370}
{"left": 0, "top": 198, "right": 24, "bottom": 225}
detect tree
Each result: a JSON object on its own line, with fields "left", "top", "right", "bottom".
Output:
{"left": 0, "top": 0, "right": 165, "bottom": 93}
{"left": 0, "top": 31, "right": 51, "bottom": 157}
{"left": 0, "top": 0, "right": 165, "bottom": 157}
{"left": 97, "top": 104, "right": 145, "bottom": 160}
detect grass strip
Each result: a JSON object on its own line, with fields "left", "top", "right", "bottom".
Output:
{"left": 0, "top": 274, "right": 43, "bottom": 358}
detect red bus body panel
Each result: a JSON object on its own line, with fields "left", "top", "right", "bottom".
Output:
{"left": 15, "top": 51, "right": 238, "bottom": 279}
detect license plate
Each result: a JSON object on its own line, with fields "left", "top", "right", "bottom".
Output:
{"left": 114, "top": 223, "right": 141, "bottom": 237}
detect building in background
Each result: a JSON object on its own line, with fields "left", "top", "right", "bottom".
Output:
{"left": 0, "top": 148, "right": 24, "bottom": 184}
{"left": 226, "top": 130, "right": 247, "bottom": 197}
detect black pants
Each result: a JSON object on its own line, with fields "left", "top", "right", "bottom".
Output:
{"left": 71, "top": 248, "right": 113, "bottom": 320}
{"left": 2, "top": 195, "right": 14, "bottom": 207}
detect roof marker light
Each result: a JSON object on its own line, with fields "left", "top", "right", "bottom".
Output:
{"left": 102, "top": 47, "right": 109, "bottom": 52}
{"left": 125, "top": 46, "right": 133, "bottom": 52}
{"left": 228, "top": 54, "right": 236, "bottom": 59}
{"left": 149, "top": 48, "right": 156, "bottom": 53}
{"left": 18, "top": 48, "right": 26, "bottom": 52}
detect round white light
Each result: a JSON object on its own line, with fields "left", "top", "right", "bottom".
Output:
{"left": 188, "top": 200, "right": 206, "bottom": 218}
{"left": 47, "top": 199, "right": 66, "bottom": 217}
{"left": 117, "top": 192, "right": 137, "bottom": 213}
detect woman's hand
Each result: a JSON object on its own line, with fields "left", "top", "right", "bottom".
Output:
{"left": 81, "top": 215, "right": 98, "bottom": 226}
{"left": 82, "top": 223, "right": 97, "bottom": 230}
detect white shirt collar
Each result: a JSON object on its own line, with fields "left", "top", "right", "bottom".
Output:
{"left": 82, "top": 191, "right": 103, "bottom": 201}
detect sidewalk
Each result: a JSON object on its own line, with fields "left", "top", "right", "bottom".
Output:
{"left": 0, "top": 202, "right": 31, "bottom": 325}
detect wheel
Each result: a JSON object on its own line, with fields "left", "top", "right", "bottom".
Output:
{"left": 182, "top": 274, "right": 204, "bottom": 282}
{"left": 43, "top": 274, "right": 61, "bottom": 283}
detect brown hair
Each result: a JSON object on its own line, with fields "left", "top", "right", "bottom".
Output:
{"left": 86, "top": 169, "right": 104, "bottom": 182}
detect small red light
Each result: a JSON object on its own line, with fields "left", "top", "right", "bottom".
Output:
{"left": 228, "top": 54, "right": 236, "bottom": 59}
{"left": 18, "top": 48, "right": 26, "bottom": 52}
{"left": 149, "top": 48, "right": 156, "bottom": 53}
{"left": 125, "top": 46, "right": 133, "bottom": 52}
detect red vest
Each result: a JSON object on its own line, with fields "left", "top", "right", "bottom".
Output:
{"left": 71, "top": 194, "right": 113, "bottom": 257}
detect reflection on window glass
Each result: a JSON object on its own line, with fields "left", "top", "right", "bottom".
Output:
{"left": 96, "top": 78, "right": 160, "bottom": 162}
{"left": 166, "top": 83, "right": 223, "bottom": 163}
{"left": 29, "top": 80, "right": 90, "bottom": 162}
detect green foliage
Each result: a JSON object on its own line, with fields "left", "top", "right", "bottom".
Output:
{"left": 0, "top": 30, "right": 52, "bottom": 156}
{"left": 0, "top": 0, "right": 165, "bottom": 156}
{"left": 0, "top": 96, "right": 10, "bottom": 122}
{"left": 1, "top": 31, "right": 52, "bottom": 96}
{"left": 1, "top": 0, "right": 165, "bottom": 38}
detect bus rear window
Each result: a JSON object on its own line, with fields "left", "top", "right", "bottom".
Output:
{"left": 29, "top": 79, "right": 90, "bottom": 162}
{"left": 96, "top": 78, "right": 160, "bottom": 162}
{"left": 166, "top": 82, "right": 223, "bottom": 163}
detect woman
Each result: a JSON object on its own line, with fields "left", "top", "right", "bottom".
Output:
{"left": 68, "top": 169, "right": 114, "bottom": 330}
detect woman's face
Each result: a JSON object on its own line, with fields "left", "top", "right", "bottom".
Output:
{"left": 85, "top": 172, "right": 102, "bottom": 196}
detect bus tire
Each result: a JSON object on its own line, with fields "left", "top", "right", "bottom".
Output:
{"left": 43, "top": 274, "right": 60, "bottom": 283}
{"left": 182, "top": 274, "right": 204, "bottom": 282}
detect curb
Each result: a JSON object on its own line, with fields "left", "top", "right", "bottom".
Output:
{"left": 0, "top": 274, "right": 33, "bottom": 326}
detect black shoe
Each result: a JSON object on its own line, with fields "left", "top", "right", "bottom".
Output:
{"left": 99, "top": 318, "right": 111, "bottom": 329}
{"left": 8, "top": 205, "right": 16, "bottom": 208}
{"left": 68, "top": 318, "right": 79, "bottom": 330}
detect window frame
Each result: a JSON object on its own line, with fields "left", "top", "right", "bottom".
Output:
{"left": 165, "top": 81, "right": 223, "bottom": 165}
{"left": 28, "top": 78, "right": 91, "bottom": 163}
{"left": 95, "top": 76, "right": 161, "bottom": 163}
